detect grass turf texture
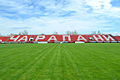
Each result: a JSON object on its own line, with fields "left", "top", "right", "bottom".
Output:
{"left": 0, "top": 43, "right": 120, "bottom": 80}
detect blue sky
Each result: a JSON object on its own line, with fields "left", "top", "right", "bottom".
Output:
{"left": 0, "top": 0, "right": 120, "bottom": 35}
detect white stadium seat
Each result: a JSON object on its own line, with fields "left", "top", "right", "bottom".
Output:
{"left": 75, "top": 41, "right": 85, "bottom": 43}
{"left": 38, "top": 42, "right": 48, "bottom": 43}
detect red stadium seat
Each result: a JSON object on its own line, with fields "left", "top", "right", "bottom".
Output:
{"left": 0, "top": 34, "right": 120, "bottom": 43}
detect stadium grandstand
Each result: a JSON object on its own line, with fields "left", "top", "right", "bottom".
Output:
{"left": 0, "top": 34, "right": 120, "bottom": 43}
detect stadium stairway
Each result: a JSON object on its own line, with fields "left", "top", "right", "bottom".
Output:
{"left": 109, "top": 34, "right": 118, "bottom": 41}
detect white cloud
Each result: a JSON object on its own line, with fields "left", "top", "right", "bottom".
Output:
{"left": 85, "top": 0, "right": 120, "bottom": 17}
{"left": 0, "top": 16, "right": 109, "bottom": 35}
{"left": 0, "top": 0, "right": 120, "bottom": 35}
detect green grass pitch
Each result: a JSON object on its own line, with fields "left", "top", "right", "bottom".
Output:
{"left": 0, "top": 43, "right": 120, "bottom": 80}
